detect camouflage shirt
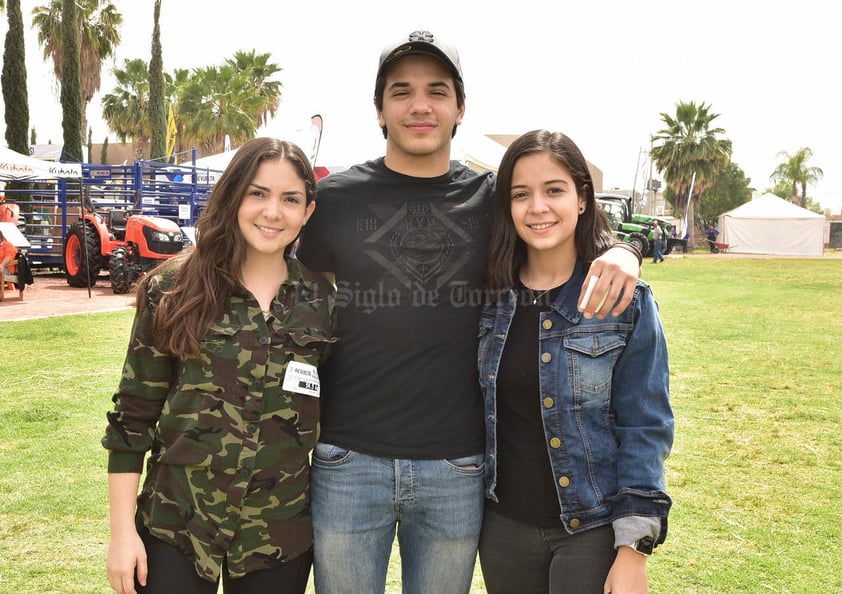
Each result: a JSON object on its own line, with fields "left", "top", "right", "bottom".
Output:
{"left": 102, "top": 257, "right": 336, "bottom": 581}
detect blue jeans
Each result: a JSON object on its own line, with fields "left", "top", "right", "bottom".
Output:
{"left": 310, "top": 442, "right": 485, "bottom": 594}
{"left": 652, "top": 239, "right": 664, "bottom": 262}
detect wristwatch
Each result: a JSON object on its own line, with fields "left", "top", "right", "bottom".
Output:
{"left": 630, "top": 536, "right": 655, "bottom": 556}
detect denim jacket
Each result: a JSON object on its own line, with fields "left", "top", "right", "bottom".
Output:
{"left": 478, "top": 258, "right": 673, "bottom": 548}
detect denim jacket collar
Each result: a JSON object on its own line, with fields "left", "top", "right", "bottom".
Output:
{"left": 548, "top": 258, "right": 587, "bottom": 323}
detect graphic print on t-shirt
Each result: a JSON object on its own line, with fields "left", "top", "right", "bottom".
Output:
{"left": 363, "top": 201, "right": 474, "bottom": 291}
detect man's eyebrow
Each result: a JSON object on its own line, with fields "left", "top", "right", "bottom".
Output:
{"left": 387, "top": 80, "right": 452, "bottom": 91}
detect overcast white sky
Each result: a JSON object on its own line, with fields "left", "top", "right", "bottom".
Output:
{"left": 9, "top": 0, "right": 842, "bottom": 212}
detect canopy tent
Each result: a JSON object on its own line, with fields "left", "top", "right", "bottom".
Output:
{"left": 180, "top": 149, "right": 238, "bottom": 185}
{"left": 719, "top": 193, "right": 825, "bottom": 256}
{"left": 0, "top": 146, "right": 82, "bottom": 180}
{"left": 453, "top": 134, "right": 506, "bottom": 173}
{"left": 169, "top": 115, "right": 327, "bottom": 185}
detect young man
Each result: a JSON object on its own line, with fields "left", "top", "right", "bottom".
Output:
{"left": 296, "top": 31, "right": 642, "bottom": 594}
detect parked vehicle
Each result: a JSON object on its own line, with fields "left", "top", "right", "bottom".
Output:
{"left": 6, "top": 115, "right": 327, "bottom": 293}
{"left": 63, "top": 203, "right": 184, "bottom": 293}
{"left": 595, "top": 192, "right": 673, "bottom": 256}
{"left": 4, "top": 159, "right": 211, "bottom": 293}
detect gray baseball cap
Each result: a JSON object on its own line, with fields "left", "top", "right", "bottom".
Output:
{"left": 377, "top": 30, "right": 463, "bottom": 82}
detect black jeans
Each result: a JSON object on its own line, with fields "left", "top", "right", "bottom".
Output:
{"left": 135, "top": 518, "right": 312, "bottom": 594}
{"left": 479, "top": 507, "right": 616, "bottom": 594}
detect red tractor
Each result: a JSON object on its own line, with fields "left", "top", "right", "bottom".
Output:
{"left": 63, "top": 207, "right": 184, "bottom": 294}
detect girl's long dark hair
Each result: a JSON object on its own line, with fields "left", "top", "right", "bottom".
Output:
{"left": 487, "top": 129, "right": 615, "bottom": 291}
{"left": 135, "top": 137, "right": 316, "bottom": 358}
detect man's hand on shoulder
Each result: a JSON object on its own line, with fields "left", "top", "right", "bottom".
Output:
{"left": 578, "top": 245, "right": 641, "bottom": 319}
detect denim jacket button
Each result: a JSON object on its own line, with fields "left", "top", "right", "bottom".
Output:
{"left": 543, "top": 397, "right": 553, "bottom": 408}
{"left": 542, "top": 319, "right": 553, "bottom": 330}
{"left": 549, "top": 437, "right": 561, "bottom": 448}
{"left": 569, "top": 517, "right": 580, "bottom": 528}
{"left": 541, "top": 352, "right": 552, "bottom": 363}
{"left": 558, "top": 476, "right": 570, "bottom": 487}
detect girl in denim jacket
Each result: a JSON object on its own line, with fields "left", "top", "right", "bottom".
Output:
{"left": 478, "top": 130, "right": 673, "bottom": 594}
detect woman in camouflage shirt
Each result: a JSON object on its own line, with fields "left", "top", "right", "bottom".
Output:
{"left": 104, "top": 138, "right": 336, "bottom": 594}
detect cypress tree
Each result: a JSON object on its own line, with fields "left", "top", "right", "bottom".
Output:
{"left": 2, "top": 0, "right": 30, "bottom": 153}
{"left": 148, "top": 0, "right": 166, "bottom": 161}
{"left": 60, "top": 0, "right": 83, "bottom": 162}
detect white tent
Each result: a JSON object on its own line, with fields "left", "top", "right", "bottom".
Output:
{"left": 182, "top": 149, "right": 238, "bottom": 185}
{"left": 172, "top": 116, "right": 327, "bottom": 185}
{"left": 719, "top": 193, "right": 825, "bottom": 256}
{"left": 453, "top": 134, "right": 506, "bottom": 172}
{"left": 0, "top": 146, "right": 82, "bottom": 180}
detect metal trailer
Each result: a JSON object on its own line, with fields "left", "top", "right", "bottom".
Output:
{"left": 1, "top": 159, "right": 217, "bottom": 270}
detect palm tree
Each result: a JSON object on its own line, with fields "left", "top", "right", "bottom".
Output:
{"left": 650, "top": 101, "right": 732, "bottom": 236}
{"left": 225, "top": 50, "right": 283, "bottom": 129}
{"left": 178, "top": 63, "right": 268, "bottom": 155}
{"left": 101, "top": 58, "right": 150, "bottom": 159}
{"left": 31, "top": 0, "right": 122, "bottom": 142}
{"left": 102, "top": 52, "right": 284, "bottom": 159}
{"left": 770, "top": 148, "right": 823, "bottom": 208}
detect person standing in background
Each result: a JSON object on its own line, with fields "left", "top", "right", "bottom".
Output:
{"left": 706, "top": 224, "right": 719, "bottom": 252}
{"left": 651, "top": 220, "right": 665, "bottom": 263}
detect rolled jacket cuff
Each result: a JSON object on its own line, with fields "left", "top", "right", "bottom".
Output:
{"left": 613, "top": 515, "right": 661, "bottom": 550}
{"left": 107, "top": 449, "right": 145, "bottom": 473}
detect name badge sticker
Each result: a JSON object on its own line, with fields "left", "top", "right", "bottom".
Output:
{"left": 282, "top": 361, "right": 320, "bottom": 397}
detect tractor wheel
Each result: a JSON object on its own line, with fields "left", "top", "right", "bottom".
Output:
{"left": 63, "top": 221, "right": 103, "bottom": 288}
{"left": 109, "top": 247, "right": 134, "bottom": 294}
{"left": 628, "top": 232, "right": 649, "bottom": 258}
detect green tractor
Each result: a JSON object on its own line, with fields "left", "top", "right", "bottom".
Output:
{"left": 595, "top": 193, "right": 672, "bottom": 257}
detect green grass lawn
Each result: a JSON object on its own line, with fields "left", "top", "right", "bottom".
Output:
{"left": 1, "top": 256, "right": 840, "bottom": 593}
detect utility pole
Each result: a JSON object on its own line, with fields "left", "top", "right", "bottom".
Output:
{"left": 631, "top": 147, "right": 643, "bottom": 213}
{"left": 648, "top": 139, "right": 655, "bottom": 216}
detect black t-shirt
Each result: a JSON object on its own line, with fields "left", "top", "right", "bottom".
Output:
{"left": 491, "top": 284, "right": 565, "bottom": 527}
{"left": 297, "top": 158, "right": 495, "bottom": 459}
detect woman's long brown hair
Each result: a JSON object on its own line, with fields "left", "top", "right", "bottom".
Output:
{"left": 134, "top": 137, "right": 316, "bottom": 359}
